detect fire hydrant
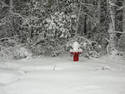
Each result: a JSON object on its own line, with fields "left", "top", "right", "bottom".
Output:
{"left": 70, "top": 41, "right": 82, "bottom": 62}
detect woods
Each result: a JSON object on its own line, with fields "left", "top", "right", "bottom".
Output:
{"left": 0, "top": 0, "right": 125, "bottom": 59}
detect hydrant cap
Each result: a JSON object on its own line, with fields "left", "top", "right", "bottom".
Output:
{"left": 73, "top": 41, "right": 80, "bottom": 48}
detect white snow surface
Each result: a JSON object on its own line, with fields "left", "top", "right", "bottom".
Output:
{"left": 0, "top": 55, "right": 125, "bottom": 94}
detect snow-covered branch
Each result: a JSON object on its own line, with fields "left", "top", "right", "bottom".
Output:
{"left": 117, "top": 6, "right": 125, "bottom": 10}
{"left": 108, "top": 0, "right": 119, "bottom": 7}
{"left": 81, "top": 2, "right": 96, "bottom": 7}
{"left": 0, "top": 0, "right": 9, "bottom": 7}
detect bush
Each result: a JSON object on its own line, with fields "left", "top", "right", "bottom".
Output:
{"left": 0, "top": 38, "right": 32, "bottom": 60}
{"left": 29, "top": 37, "right": 67, "bottom": 57}
{"left": 13, "top": 45, "right": 32, "bottom": 59}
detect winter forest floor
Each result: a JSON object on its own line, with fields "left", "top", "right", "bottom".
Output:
{"left": 0, "top": 55, "right": 125, "bottom": 94}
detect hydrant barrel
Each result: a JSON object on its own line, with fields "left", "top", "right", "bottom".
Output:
{"left": 71, "top": 52, "right": 81, "bottom": 61}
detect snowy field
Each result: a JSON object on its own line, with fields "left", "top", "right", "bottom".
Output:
{"left": 0, "top": 55, "right": 125, "bottom": 94}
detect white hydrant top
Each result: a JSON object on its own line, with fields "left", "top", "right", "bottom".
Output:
{"left": 70, "top": 41, "right": 82, "bottom": 52}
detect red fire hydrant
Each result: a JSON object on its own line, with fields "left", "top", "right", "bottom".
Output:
{"left": 70, "top": 52, "right": 81, "bottom": 61}
{"left": 70, "top": 41, "right": 82, "bottom": 62}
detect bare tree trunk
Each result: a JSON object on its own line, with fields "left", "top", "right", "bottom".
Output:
{"left": 123, "top": 0, "right": 125, "bottom": 32}
{"left": 107, "top": 0, "right": 117, "bottom": 55}
{"left": 97, "top": 0, "right": 101, "bottom": 23}
{"left": 10, "top": 0, "right": 13, "bottom": 10}
{"left": 75, "top": 1, "right": 81, "bottom": 36}
{"left": 9, "top": 0, "right": 14, "bottom": 13}
{"left": 83, "top": 0, "right": 87, "bottom": 35}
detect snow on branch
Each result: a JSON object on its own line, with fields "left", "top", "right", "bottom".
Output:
{"left": 80, "top": 2, "right": 96, "bottom": 7}
{"left": 117, "top": 6, "right": 125, "bottom": 11}
{"left": 108, "top": 0, "right": 119, "bottom": 7}
{"left": 21, "top": 16, "right": 42, "bottom": 28}
{"left": 9, "top": 10, "right": 25, "bottom": 19}
{"left": 115, "top": 31, "right": 125, "bottom": 34}
{"left": 0, "top": 0, "right": 9, "bottom": 7}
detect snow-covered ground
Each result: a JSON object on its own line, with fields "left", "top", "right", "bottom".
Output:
{"left": 0, "top": 55, "right": 125, "bottom": 94}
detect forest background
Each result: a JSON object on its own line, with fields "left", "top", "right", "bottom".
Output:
{"left": 0, "top": 0, "right": 125, "bottom": 59}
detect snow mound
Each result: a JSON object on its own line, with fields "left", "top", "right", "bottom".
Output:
{"left": 19, "top": 65, "right": 64, "bottom": 72}
{"left": 96, "top": 66, "right": 112, "bottom": 71}
{"left": 0, "top": 71, "right": 21, "bottom": 85}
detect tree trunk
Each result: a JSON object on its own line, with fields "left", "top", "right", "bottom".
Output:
{"left": 75, "top": 1, "right": 81, "bottom": 35}
{"left": 97, "top": 0, "right": 101, "bottom": 23}
{"left": 107, "top": 0, "right": 117, "bottom": 55}
{"left": 123, "top": 0, "right": 125, "bottom": 32}
{"left": 9, "top": 0, "right": 13, "bottom": 11}
{"left": 83, "top": 0, "right": 87, "bottom": 35}
{"left": 84, "top": 15, "right": 87, "bottom": 35}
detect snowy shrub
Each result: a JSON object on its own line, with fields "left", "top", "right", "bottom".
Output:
{"left": 31, "top": 44, "right": 47, "bottom": 56}
{"left": 30, "top": 37, "right": 67, "bottom": 56}
{"left": 46, "top": 40, "right": 66, "bottom": 56}
{"left": 0, "top": 38, "right": 32, "bottom": 60}
{"left": 13, "top": 45, "right": 32, "bottom": 59}
{"left": 0, "top": 45, "right": 32, "bottom": 60}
